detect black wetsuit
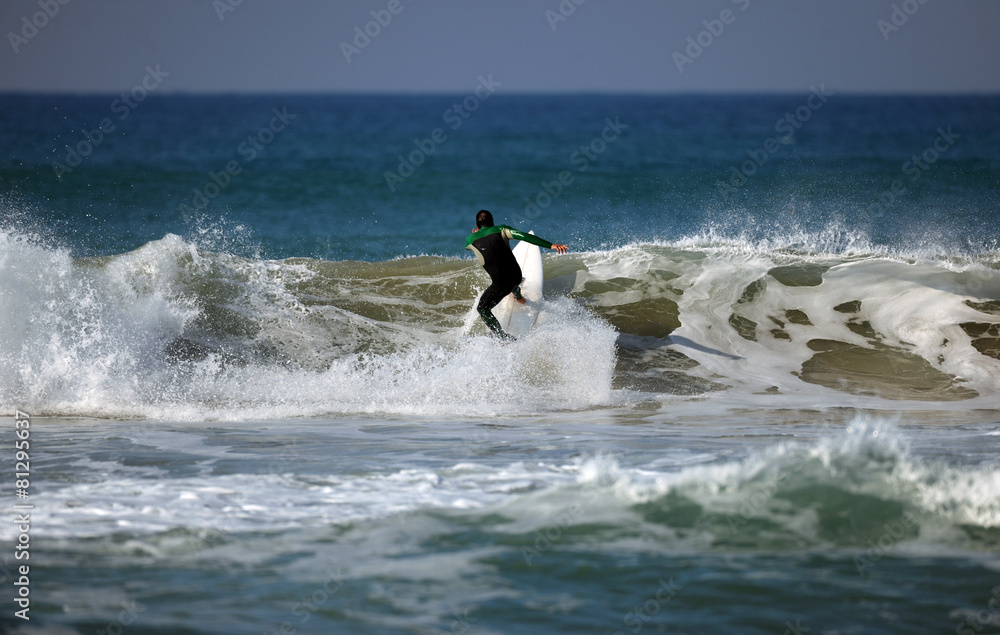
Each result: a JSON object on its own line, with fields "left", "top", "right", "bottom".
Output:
{"left": 465, "top": 225, "right": 553, "bottom": 339}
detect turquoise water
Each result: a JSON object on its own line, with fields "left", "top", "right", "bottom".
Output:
{"left": 1, "top": 94, "right": 999, "bottom": 634}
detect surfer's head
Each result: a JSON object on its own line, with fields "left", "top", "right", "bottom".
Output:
{"left": 476, "top": 210, "right": 494, "bottom": 229}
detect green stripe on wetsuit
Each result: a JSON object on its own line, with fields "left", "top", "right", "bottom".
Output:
{"left": 464, "top": 225, "right": 553, "bottom": 251}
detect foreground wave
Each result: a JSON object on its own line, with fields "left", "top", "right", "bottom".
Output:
{"left": 1, "top": 229, "right": 998, "bottom": 419}
{"left": 7, "top": 418, "right": 997, "bottom": 634}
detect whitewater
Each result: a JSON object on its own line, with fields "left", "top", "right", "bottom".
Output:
{"left": 3, "top": 226, "right": 998, "bottom": 421}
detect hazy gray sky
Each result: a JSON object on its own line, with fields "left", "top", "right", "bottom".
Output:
{"left": 2, "top": 0, "right": 999, "bottom": 93}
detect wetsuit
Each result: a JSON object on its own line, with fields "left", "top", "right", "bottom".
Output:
{"left": 465, "top": 225, "right": 554, "bottom": 339}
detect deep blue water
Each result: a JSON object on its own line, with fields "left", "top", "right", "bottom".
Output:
{"left": 2, "top": 93, "right": 998, "bottom": 260}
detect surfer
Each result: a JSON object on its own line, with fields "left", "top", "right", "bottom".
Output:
{"left": 465, "top": 210, "right": 568, "bottom": 341}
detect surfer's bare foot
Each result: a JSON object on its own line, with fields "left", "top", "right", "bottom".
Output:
{"left": 515, "top": 298, "right": 526, "bottom": 304}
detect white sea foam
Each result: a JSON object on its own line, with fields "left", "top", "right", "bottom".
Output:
{"left": 573, "top": 238, "right": 1000, "bottom": 408}
{"left": 0, "top": 231, "right": 619, "bottom": 420}
{"left": 3, "top": 228, "right": 998, "bottom": 419}
{"left": 11, "top": 418, "right": 996, "bottom": 557}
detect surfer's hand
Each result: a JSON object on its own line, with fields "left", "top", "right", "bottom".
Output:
{"left": 551, "top": 244, "right": 568, "bottom": 254}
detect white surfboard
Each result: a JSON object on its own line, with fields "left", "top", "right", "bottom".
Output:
{"left": 491, "top": 231, "right": 544, "bottom": 338}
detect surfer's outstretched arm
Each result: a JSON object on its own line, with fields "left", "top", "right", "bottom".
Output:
{"left": 504, "top": 227, "right": 569, "bottom": 254}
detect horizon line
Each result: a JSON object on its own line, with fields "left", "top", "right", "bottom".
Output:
{"left": 2, "top": 88, "right": 999, "bottom": 98}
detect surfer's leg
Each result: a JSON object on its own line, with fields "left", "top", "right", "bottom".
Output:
{"left": 478, "top": 306, "right": 514, "bottom": 340}
{"left": 477, "top": 280, "right": 517, "bottom": 341}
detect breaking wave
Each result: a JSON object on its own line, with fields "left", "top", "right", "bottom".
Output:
{"left": 1, "top": 226, "right": 998, "bottom": 419}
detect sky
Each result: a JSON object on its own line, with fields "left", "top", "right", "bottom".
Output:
{"left": 2, "top": 0, "right": 999, "bottom": 94}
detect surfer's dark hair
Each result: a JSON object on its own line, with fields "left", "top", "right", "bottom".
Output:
{"left": 476, "top": 210, "right": 494, "bottom": 229}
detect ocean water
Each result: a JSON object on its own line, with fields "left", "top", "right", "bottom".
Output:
{"left": 1, "top": 93, "right": 999, "bottom": 634}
